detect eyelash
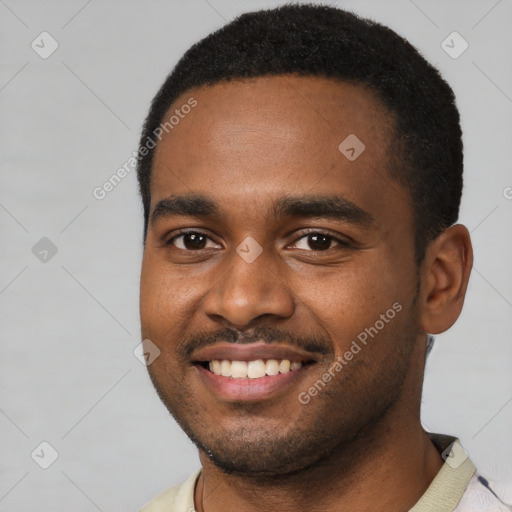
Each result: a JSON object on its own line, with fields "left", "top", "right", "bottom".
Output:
{"left": 165, "top": 229, "right": 350, "bottom": 252}
{"left": 166, "top": 230, "right": 221, "bottom": 250}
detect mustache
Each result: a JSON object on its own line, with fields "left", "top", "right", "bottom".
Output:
{"left": 179, "top": 325, "right": 332, "bottom": 359}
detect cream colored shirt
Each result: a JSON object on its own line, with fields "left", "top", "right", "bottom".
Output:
{"left": 139, "top": 433, "right": 508, "bottom": 512}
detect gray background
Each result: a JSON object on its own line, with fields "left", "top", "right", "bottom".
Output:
{"left": 1, "top": 0, "right": 511, "bottom": 510}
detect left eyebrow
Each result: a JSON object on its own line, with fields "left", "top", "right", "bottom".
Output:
{"left": 273, "top": 194, "right": 375, "bottom": 229}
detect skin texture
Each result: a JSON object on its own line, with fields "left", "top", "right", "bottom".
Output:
{"left": 139, "top": 76, "right": 473, "bottom": 512}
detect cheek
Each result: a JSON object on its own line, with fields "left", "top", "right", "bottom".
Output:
{"left": 140, "top": 254, "right": 204, "bottom": 341}
{"left": 140, "top": 257, "right": 161, "bottom": 332}
{"left": 140, "top": 255, "right": 177, "bottom": 337}
{"left": 292, "top": 256, "right": 406, "bottom": 343}
{"left": 140, "top": 263, "right": 193, "bottom": 386}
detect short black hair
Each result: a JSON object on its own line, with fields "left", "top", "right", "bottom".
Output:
{"left": 137, "top": 3, "right": 463, "bottom": 261}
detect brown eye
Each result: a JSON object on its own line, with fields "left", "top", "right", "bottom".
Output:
{"left": 182, "top": 233, "right": 207, "bottom": 249}
{"left": 168, "top": 231, "right": 220, "bottom": 251}
{"left": 307, "top": 234, "right": 333, "bottom": 251}
{"left": 292, "top": 233, "right": 337, "bottom": 251}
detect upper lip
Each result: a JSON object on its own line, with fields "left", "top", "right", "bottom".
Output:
{"left": 191, "top": 342, "right": 321, "bottom": 363}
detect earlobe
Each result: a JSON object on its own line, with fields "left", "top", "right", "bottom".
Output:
{"left": 419, "top": 224, "right": 473, "bottom": 334}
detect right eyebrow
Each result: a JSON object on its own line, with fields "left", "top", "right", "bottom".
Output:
{"left": 150, "top": 194, "right": 220, "bottom": 225}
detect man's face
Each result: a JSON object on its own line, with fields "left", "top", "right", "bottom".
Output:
{"left": 140, "top": 76, "right": 423, "bottom": 476}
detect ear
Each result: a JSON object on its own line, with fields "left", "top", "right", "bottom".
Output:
{"left": 419, "top": 224, "right": 473, "bottom": 334}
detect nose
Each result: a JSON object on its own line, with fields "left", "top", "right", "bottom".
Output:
{"left": 202, "top": 247, "right": 295, "bottom": 328}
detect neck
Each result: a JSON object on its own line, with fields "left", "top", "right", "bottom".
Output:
{"left": 194, "top": 415, "right": 443, "bottom": 512}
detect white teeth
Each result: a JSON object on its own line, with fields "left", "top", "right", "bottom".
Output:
{"left": 279, "top": 359, "right": 291, "bottom": 374}
{"left": 221, "top": 359, "right": 231, "bottom": 377}
{"left": 265, "top": 359, "right": 279, "bottom": 376}
{"left": 211, "top": 360, "right": 222, "bottom": 375}
{"left": 231, "top": 360, "right": 248, "bottom": 378}
{"left": 207, "top": 359, "right": 304, "bottom": 378}
{"left": 248, "top": 359, "right": 266, "bottom": 379}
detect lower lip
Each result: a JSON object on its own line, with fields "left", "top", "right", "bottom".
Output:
{"left": 195, "top": 364, "right": 311, "bottom": 402}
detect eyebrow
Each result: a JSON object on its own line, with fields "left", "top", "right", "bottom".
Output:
{"left": 150, "top": 193, "right": 374, "bottom": 228}
{"left": 151, "top": 195, "right": 220, "bottom": 225}
{"left": 274, "top": 195, "right": 374, "bottom": 228}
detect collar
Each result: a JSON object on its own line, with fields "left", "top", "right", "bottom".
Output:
{"left": 410, "top": 433, "right": 476, "bottom": 512}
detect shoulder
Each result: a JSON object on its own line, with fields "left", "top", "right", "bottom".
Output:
{"left": 138, "top": 470, "right": 201, "bottom": 512}
{"left": 455, "top": 473, "right": 512, "bottom": 512}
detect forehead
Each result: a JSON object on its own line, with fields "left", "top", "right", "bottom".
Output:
{"left": 150, "top": 75, "right": 407, "bottom": 221}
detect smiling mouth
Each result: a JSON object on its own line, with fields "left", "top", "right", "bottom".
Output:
{"left": 199, "top": 359, "right": 310, "bottom": 379}
{"left": 191, "top": 341, "right": 321, "bottom": 390}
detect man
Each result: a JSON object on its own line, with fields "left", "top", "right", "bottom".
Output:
{"left": 136, "top": 4, "right": 507, "bottom": 511}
